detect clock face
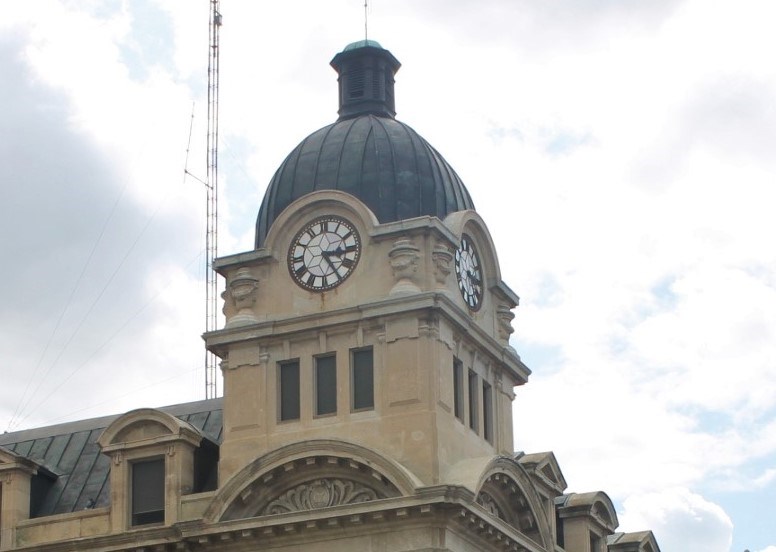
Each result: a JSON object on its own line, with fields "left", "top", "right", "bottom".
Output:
{"left": 455, "top": 234, "right": 483, "bottom": 310}
{"left": 288, "top": 216, "right": 361, "bottom": 291}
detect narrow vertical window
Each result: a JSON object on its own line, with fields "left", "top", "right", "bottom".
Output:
{"left": 468, "top": 370, "right": 479, "bottom": 433}
{"left": 131, "top": 458, "right": 165, "bottom": 526}
{"left": 279, "top": 360, "right": 300, "bottom": 421}
{"left": 351, "top": 347, "right": 374, "bottom": 411}
{"left": 483, "top": 381, "right": 493, "bottom": 443}
{"left": 453, "top": 358, "right": 464, "bottom": 420}
{"left": 315, "top": 354, "right": 337, "bottom": 416}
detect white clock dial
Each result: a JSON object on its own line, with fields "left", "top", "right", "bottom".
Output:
{"left": 455, "top": 234, "right": 483, "bottom": 310}
{"left": 288, "top": 216, "right": 361, "bottom": 291}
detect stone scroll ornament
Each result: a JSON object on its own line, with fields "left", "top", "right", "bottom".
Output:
{"left": 262, "top": 478, "right": 379, "bottom": 515}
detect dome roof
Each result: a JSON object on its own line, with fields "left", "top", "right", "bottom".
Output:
{"left": 254, "top": 42, "right": 475, "bottom": 248}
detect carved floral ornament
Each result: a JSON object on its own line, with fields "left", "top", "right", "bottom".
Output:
{"left": 219, "top": 454, "right": 403, "bottom": 522}
{"left": 262, "top": 478, "right": 378, "bottom": 515}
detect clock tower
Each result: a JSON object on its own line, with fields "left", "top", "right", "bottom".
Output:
{"left": 0, "top": 39, "right": 662, "bottom": 552}
{"left": 198, "top": 40, "right": 657, "bottom": 551}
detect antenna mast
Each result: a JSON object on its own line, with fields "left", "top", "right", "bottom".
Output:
{"left": 205, "top": 0, "right": 221, "bottom": 400}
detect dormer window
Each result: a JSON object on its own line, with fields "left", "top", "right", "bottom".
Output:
{"left": 98, "top": 408, "right": 213, "bottom": 531}
{"left": 131, "top": 458, "right": 165, "bottom": 526}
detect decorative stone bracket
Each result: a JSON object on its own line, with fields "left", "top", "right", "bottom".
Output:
{"left": 432, "top": 243, "right": 453, "bottom": 291}
{"left": 224, "top": 268, "right": 260, "bottom": 328}
{"left": 388, "top": 239, "right": 421, "bottom": 295}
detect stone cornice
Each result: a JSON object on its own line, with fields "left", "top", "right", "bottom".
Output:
{"left": 204, "top": 291, "right": 530, "bottom": 383}
{"left": 8, "top": 486, "right": 548, "bottom": 552}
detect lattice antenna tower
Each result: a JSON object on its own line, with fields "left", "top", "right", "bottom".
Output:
{"left": 205, "top": 0, "right": 222, "bottom": 399}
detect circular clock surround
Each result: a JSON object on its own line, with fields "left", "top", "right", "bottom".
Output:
{"left": 288, "top": 216, "right": 361, "bottom": 291}
{"left": 455, "top": 234, "right": 484, "bottom": 311}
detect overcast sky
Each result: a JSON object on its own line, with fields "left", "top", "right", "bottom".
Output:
{"left": 2, "top": 1, "right": 775, "bottom": 551}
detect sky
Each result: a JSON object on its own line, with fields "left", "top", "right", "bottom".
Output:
{"left": 1, "top": 1, "right": 775, "bottom": 550}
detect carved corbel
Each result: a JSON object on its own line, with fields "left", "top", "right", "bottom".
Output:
{"left": 496, "top": 305, "right": 515, "bottom": 341}
{"left": 432, "top": 243, "right": 453, "bottom": 291}
{"left": 388, "top": 238, "right": 421, "bottom": 295}
{"left": 225, "top": 268, "right": 260, "bottom": 328}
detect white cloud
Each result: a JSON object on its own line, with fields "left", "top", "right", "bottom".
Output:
{"left": 3, "top": 0, "right": 776, "bottom": 550}
{"left": 619, "top": 488, "right": 733, "bottom": 552}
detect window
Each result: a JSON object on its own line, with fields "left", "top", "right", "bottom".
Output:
{"left": 453, "top": 358, "right": 464, "bottom": 420}
{"left": 590, "top": 533, "right": 602, "bottom": 552}
{"left": 315, "top": 354, "right": 337, "bottom": 416}
{"left": 279, "top": 360, "right": 300, "bottom": 421}
{"left": 348, "top": 65, "right": 365, "bottom": 98}
{"left": 131, "top": 458, "right": 164, "bottom": 526}
{"left": 468, "top": 370, "right": 479, "bottom": 433}
{"left": 483, "top": 381, "right": 493, "bottom": 443}
{"left": 351, "top": 347, "right": 374, "bottom": 411}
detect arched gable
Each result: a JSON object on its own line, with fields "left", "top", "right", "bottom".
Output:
{"left": 98, "top": 408, "right": 204, "bottom": 451}
{"left": 207, "top": 439, "right": 421, "bottom": 522}
{"left": 444, "top": 210, "right": 505, "bottom": 292}
{"left": 559, "top": 491, "right": 619, "bottom": 532}
{"left": 446, "top": 455, "right": 553, "bottom": 548}
{"left": 262, "top": 190, "right": 380, "bottom": 256}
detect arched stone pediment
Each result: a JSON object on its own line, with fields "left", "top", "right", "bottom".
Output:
{"left": 209, "top": 440, "right": 420, "bottom": 522}
{"left": 98, "top": 408, "right": 204, "bottom": 451}
{"left": 444, "top": 210, "right": 504, "bottom": 289}
{"left": 560, "top": 491, "right": 619, "bottom": 532}
{"left": 262, "top": 190, "right": 380, "bottom": 257}
{"left": 449, "top": 455, "right": 553, "bottom": 548}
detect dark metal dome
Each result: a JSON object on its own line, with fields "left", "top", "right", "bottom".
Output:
{"left": 254, "top": 42, "right": 475, "bottom": 248}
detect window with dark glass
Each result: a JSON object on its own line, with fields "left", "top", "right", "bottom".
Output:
{"left": 315, "top": 354, "right": 337, "bottom": 416}
{"left": 453, "top": 358, "right": 464, "bottom": 420}
{"left": 131, "top": 458, "right": 164, "bottom": 526}
{"left": 279, "top": 360, "right": 300, "bottom": 421}
{"left": 483, "top": 381, "right": 493, "bottom": 443}
{"left": 351, "top": 347, "right": 374, "bottom": 411}
{"left": 468, "top": 370, "right": 479, "bottom": 433}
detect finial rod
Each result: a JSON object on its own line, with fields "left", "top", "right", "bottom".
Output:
{"left": 364, "top": 0, "right": 368, "bottom": 41}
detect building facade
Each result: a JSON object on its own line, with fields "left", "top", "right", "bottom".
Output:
{"left": 0, "top": 41, "right": 660, "bottom": 552}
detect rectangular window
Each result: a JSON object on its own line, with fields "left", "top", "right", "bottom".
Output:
{"left": 483, "top": 381, "right": 493, "bottom": 443}
{"left": 468, "top": 370, "right": 479, "bottom": 433}
{"left": 453, "top": 358, "right": 464, "bottom": 420}
{"left": 351, "top": 347, "right": 374, "bottom": 411}
{"left": 315, "top": 354, "right": 337, "bottom": 416}
{"left": 131, "top": 458, "right": 164, "bottom": 526}
{"left": 590, "top": 533, "right": 602, "bottom": 552}
{"left": 279, "top": 360, "right": 300, "bottom": 421}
